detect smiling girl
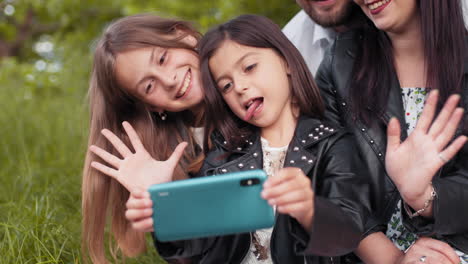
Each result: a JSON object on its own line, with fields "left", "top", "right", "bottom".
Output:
{"left": 82, "top": 14, "right": 206, "bottom": 263}
{"left": 120, "top": 14, "right": 373, "bottom": 264}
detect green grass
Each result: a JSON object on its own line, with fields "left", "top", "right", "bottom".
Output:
{"left": 0, "top": 61, "right": 166, "bottom": 263}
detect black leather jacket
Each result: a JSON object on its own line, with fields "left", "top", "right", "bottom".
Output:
{"left": 154, "top": 116, "right": 372, "bottom": 264}
{"left": 316, "top": 30, "right": 468, "bottom": 253}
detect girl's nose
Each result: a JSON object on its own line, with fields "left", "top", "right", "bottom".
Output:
{"left": 154, "top": 69, "right": 177, "bottom": 91}
{"left": 234, "top": 79, "right": 249, "bottom": 94}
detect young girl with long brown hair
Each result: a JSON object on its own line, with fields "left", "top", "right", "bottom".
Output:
{"left": 82, "top": 14, "right": 206, "bottom": 263}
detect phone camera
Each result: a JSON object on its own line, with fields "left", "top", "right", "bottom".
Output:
{"left": 240, "top": 178, "right": 260, "bottom": 186}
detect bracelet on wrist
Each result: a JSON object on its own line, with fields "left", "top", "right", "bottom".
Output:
{"left": 403, "top": 182, "right": 437, "bottom": 219}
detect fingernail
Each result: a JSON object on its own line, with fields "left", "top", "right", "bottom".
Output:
{"left": 268, "top": 199, "right": 276, "bottom": 206}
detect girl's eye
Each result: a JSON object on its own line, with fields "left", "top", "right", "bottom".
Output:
{"left": 159, "top": 50, "right": 167, "bottom": 65}
{"left": 221, "top": 82, "right": 233, "bottom": 93}
{"left": 145, "top": 80, "right": 154, "bottom": 94}
{"left": 245, "top": 63, "right": 257, "bottom": 72}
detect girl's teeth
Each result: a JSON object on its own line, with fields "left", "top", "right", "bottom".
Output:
{"left": 178, "top": 73, "right": 191, "bottom": 97}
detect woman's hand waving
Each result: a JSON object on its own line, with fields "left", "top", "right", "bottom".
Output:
{"left": 385, "top": 90, "right": 467, "bottom": 217}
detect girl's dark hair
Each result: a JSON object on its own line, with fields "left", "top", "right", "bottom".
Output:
{"left": 350, "top": 0, "right": 467, "bottom": 127}
{"left": 198, "top": 14, "right": 324, "bottom": 151}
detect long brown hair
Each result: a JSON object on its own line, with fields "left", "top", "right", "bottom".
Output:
{"left": 82, "top": 14, "right": 203, "bottom": 264}
{"left": 350, "top": 0, "right": 467, "bottom": 126}
{"left": 198, "top": 14, "right": 324, "bottom": 151}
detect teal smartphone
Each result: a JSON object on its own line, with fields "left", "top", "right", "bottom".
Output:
{"left": 148, "top": 170, "right": 275, "bottom": 242}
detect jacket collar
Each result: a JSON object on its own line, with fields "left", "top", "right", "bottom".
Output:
{"left": 383, "top": 74, "right": 408, "bottom": 139}
{"left": 214, "top": 116, "right": 338, "bottom": 176}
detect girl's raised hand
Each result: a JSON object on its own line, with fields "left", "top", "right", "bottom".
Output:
{"left": 89, "top": 121, "right": 188, "bottom": 193}
{"left": 261, "top": 167, "right": 314, "bottom": 230}
{"left": 385, "top": 90, "right": 467, "bottom": 217}
{"left": 125, "top": 188, "right": 154, "bottom": 232}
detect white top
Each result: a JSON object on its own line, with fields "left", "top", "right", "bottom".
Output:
{"left": 282, "top": 10, "right": 336, "bottom": 75}
{"left": 190, "top": 127, "right": 204, "bottom": 149}
{"left": 464, "top": 0, "right": 468, "bottom": 28}
{"left": 241, "top": 138, "right": 288, "bottom": 264}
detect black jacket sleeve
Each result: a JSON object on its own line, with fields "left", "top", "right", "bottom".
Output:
{"left": 315, "top": 47, "right": 388, "bottom": 237}
{"left": 290, "top": 133, "right": 372, "bottom": 256}
{"left": 315, "top": 46, "right": 343, "bottom": 127}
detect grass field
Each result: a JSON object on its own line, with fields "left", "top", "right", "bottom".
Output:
{"left": 0, "top": 60, "right": 166, "bottom": 264}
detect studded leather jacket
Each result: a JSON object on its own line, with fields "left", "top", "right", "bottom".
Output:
{"left": 315, "top": 31, "right": 468, "bottom": 253}
{"left": 154, "top": 116, "right": 372, "bottom": 264}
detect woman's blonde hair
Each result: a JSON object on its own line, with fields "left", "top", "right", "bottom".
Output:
{"left": 82, "top": 14, "right": 203, "bottom": 263}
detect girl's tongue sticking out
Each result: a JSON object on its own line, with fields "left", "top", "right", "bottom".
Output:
{"left": 244, "top": 98, "right": 263, "bottom": 121}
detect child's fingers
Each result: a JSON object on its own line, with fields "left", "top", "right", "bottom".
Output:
{"left": 126, "top": 196, "right": 152, "bottom": 210}
{"left": 122, "top": 121, "right": 146, "bottom": 152}
{"left": 262, "top": 180, "right": 295, "bottom": 200}
{"left": 264, "top": 167, "right": 304, "bottom": 188}
{"left": 125, "top": 208, "right": 153, "bottom": 221}
{"left": 266, "top": 189, "right": 312, "bottom": 206}
{"left": 89, "top": 145, "right": 121, "bottom": 168}
{"left": 91, "top": 161, "right": 119, "bottom": 179}
{"left": 263, "top": 174, "right": 309, "bottom": 199}
{"left": 167, "top": 142, "right": 188, "bottom": 167}
{"left": 131, "top": 217, "right": 154, "bottom": 232}
{"left": 276, "top": 202, "right": 311, "bottom": 216}
{"left": 131, "top": 189, "right": 150, "bottom": 199}
{"left": 101, "top": 128, "right": 133, "bottom": 158}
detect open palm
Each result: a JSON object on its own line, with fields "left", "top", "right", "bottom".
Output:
{"left": 385, "top": 90, "right": 466, "bottom": 205}
{"left": 89, "top": 121, "right": 187, "bottom": 193}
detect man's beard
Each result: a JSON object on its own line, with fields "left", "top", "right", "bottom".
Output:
{"left": 306, "top": 1, "right": 357, "bottom": 28}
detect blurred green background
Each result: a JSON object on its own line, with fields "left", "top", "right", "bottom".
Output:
{"left": 0, "top": 0, "right": 299, "bottom": 263}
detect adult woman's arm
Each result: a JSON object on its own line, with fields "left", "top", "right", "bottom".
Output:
{"left": 356, "top": 233, "right": 460, "bottom": 264}
{"left": 385, "top": 90, "right": 468, "bottom": 234}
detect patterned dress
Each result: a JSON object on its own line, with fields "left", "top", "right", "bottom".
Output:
{"left": 385, "top": 87, "right": 467, "bottom": 263}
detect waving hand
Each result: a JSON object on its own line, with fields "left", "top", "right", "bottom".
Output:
{"left": 385, "top": 90, "right": 467, "bottom": 216}
{"left": 89, "top": 121, "right": 187, "bottom": 193}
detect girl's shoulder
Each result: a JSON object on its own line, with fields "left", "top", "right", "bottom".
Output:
{"left": 295, "top": 115, "right": 347, "bottom": 147}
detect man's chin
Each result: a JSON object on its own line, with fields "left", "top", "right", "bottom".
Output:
{"left": 303, "top": 1, "right": 355, "bottom": 28}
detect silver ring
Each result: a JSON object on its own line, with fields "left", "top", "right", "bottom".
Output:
{"left": 438, "top": 152, "right": 448, "bottom": 163}
{"left": 420, "top": 255, "right": 427, "bottom": 262}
